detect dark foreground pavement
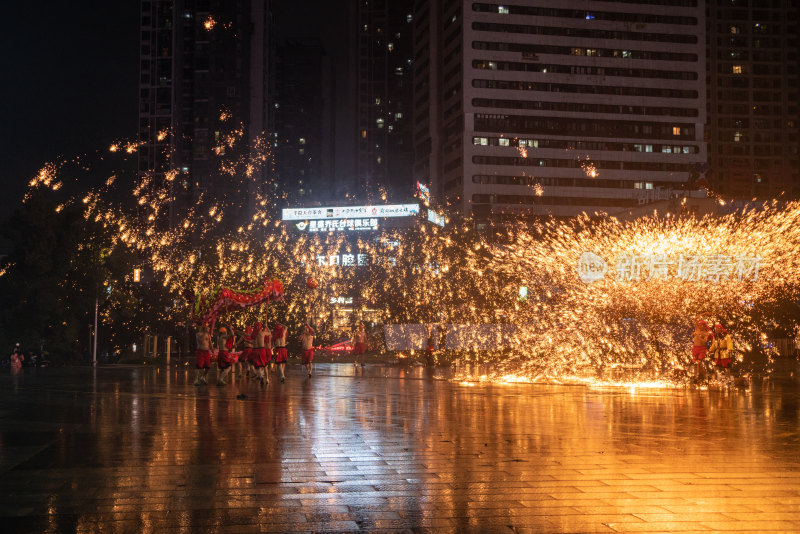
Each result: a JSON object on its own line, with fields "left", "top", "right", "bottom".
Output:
{"left": 1, "top": 364, "right": 799, "bottom": 533}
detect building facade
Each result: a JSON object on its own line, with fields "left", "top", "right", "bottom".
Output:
{"left": 356, "top": 0, "right": 415, "bottom": 201}
{"left": 414, "top": 0, "right": 707, "bottom": 220}
{"left": 274, "top": 41, "right": 335, "bottom": 205}
{"left": 138, "top": 0, "right": 273, "bottom": 226}
{"left": 707, "top": 0, "right": 799, "bottom": 199}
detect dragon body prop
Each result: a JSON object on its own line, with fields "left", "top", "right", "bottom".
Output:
{"left": 191, "top": 277, "right": 284, "bottom": 326}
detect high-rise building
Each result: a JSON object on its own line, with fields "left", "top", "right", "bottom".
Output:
{"left": 414, "top": 1, "right": 707, "bottom": 220}
{"left": 707, "top": 0, "right": 799, "bottom": 199}
{"left": 138, "top": 0, "right": 273, "bottom": 226}
{"left": 356, "top": 0, "right": 415, "bottom": 201}
{"left": 274, "top": 41, "right": 335, "bottom": 204}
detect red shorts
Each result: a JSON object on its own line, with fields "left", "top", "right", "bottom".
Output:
{"left": 692, "top": 345, "right": 707, "bottom": 362}
{"left": 302, "top": 349, "right": 314, "bottom": 364}
{"left": 195, "top": 349, "right": 212, "bottom": 369}
{"left": 715, "top": 357, "right": 732, "bottom": 368}
{"left": 217, "top": 350, "right": 237, "bottom": 369}
{"left": 353, "top": 342, "right": 366, "bottom": 355}
{"left": 275, "top": 347, "right": 288, "bottom": 363}
{"left": 252, "top": 348, "right": 268, "bottom": 367}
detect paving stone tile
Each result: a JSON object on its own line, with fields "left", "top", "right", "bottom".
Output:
{"left": 1, "top": 364, "right": 798, "bottom": 532}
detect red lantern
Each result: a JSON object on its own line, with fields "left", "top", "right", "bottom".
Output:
{"left": 306, "top": 277, "right": 319, "bottom": 289}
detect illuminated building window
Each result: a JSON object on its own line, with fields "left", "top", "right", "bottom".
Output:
{"left": 388, "top": 42, "right": 394, "bottom": 51}
{"left": 732, "top": 65, "right": 742, "bottom": 74}
{"left": 734, "top": 131, "right": 742, "bottom": 142}
{"left": 672, "top": 127, "right": 681, "bottom": 136}
{"left": 361, "top": 130, "right": 367, "bottom": 138}
{"left": 498, "top": 6, "right": 509, "bottom": 14}
{"left": 645, "top": 145, "right": 653, "bottom": 152}
{"left": 299, "top": 138, "right": 306, "bottom": 145}
{"left": 731, "top": 25, "right": 740, "bottom": 34}
{"left": 499, "top": 138, "right": 510, "bottom": 146}
{"left": 376, "top": 118, "right": 384, "bottom": 128}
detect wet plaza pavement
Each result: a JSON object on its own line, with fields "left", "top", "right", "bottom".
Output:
{"left": 1, "top": 364, "right": 799, "bottom": 533}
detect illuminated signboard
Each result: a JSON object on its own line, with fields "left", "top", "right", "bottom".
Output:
{"left": 578, "top": 252, "right": 762, "bottom": 284}
{"left": 295, "top": 218, "right": 378, "bottom": 232}
{"left": 317, "top": 254, "right": 370, "bottom": 267}
{"left": 282, "top": 204, "right": 420, "bottom": 221}
{"left": 416, "top": 181, "right": 431, "bottom": 205}
{"left": 427, "top": 209, "right": 446, "bottom": 227}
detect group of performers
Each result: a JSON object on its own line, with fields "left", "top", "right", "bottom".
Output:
{"left": 193, "top": 320, "right": 317, "bottom": 387}
{"left": 691, "top": 317, "right": 734, "bottom": 381}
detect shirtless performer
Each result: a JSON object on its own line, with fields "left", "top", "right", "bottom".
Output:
{"left": 194, "top": 325, "right": 213, "bottom": 386}
{"left": 216, "top": 324, "right": 237, "bottom": 386}
{"left": 252, "top": 322, "right": 269, "bottom": 386}
{"left": 239, "top": 325, "right": 254, "bottom": 378}
{"left": 352, "top": 323, "right": 367, "bottom": 367}
{"left": 273, "top": 323, "right": 288, "bottom": 383}
{"left": 692, "top": 318, "right": 711, "bottom": 380}
{"left": 301, "top": 323, "right": 315, "bottom": 377}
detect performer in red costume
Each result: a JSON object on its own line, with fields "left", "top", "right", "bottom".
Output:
{"left": 194, "top": 325, "right": 212, "bottom": 386}
{"left": 215, "top": 325, "right": 237, "bottom": 386}
{"left": 273, "top": 323, "right": 288, "bottom": 383}
{"left": 301, "top": 323, "right": 315, "bottom": 378}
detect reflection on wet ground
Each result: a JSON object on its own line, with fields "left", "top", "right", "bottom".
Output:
{"left": 1, "top": 364, "right": 799, "bottom": 532}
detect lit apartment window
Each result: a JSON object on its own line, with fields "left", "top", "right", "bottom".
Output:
{"left": 395, "top": 112, "right": 402, "bottom": 120}
{"left": 388, "top": 42, "right": 394, "bottom": 51}
{"left": 734, "top": 131, "right": 742, "bottom": 142}
{"left": 682, "top": 147, "right": 691, "bottom": 154}
{"left": 731, "top": 25, "right": 740, "bottom": 34}
{"left": 488, "top": 61, "right": 497, "bottom": 70}
{"left": 299, "top": 138, "right": 306, "bottom": 145}
{"left": 662, "top": 147, "right": 672, "bottom": 153}
{"left": 586, "top": 49, "right": 597, "bottom": 56}
{"left": 732, "top": 65, "right": 742, "bottom": 74}
{"left": 361, "top": 130, "right": 367, "bottom": 138}
{"left": 645, "top": 145, "right": 653, "bottom": 152}
{"left": 498, "top": 6, "right": 509, "bottom": 14}
{"left": 622, "top": 50, "right": 631, "bottom": 58}
{"left": 499, "top": 138, "right": 510, "bottom": 146}
{"left": 672, "top": 127, "right": 681, "bottom": 136}
{"left": 634, "top": 144, "right": 643, "bottom": 152}
{"left": 571, "top": 48, "right": 584, "bottom": 56}
{"left": 407, "top": 14, "right": 412, "bottom": 23}
{"left": 298, "top": 148, "right": 305, "bottom": 155}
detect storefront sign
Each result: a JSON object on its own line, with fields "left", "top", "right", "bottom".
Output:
{"left": 317, "top": 254, "right": 370, "bottom": 267}
{"left": 427, "top": 209, "right": 446, "bottom": 227}
{"left": 296, "top": 218, "right": 379, "bottom": 232}
{"left": 282, "top": 204, "right": 420, "bottom": 221}
{"left": 578, "top": 252, "right": 762, "bottom": 284}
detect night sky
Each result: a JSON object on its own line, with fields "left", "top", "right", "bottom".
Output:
{"left": 0, "top": 0, "right": 339, "bottom": 224}
{"left": 0, "top": 1, "right": 140, "bottom": 219}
